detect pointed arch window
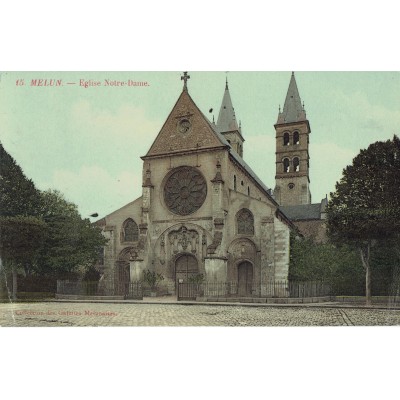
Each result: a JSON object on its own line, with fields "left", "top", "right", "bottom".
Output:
{"left": 122, "top": 218, "right": 138, "bottom": 242}
{"left": 283, "top": 158, "right": 290, "bottom": 173}
{"left": 283, "top": 132, "right": 290, "bottom": 146}
{"left": 237, "top": 209, "right": 254, "bottom": 235}
{"left": 234, "top": 175, "right": 237, "bottom": 190}
{"left": 293, "top": 131, "right": 300, "bottom": 145}
{"left": 293, "top": 157, "right": 300, "bottom": 172}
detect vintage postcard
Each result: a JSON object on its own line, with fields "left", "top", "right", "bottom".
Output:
{"left": 1, "top": 71, "right": 399, "bottom": 327}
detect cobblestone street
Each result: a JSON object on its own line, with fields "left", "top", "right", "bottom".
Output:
{"left": 1, "top": 301, "right": 400, "bottom": 327}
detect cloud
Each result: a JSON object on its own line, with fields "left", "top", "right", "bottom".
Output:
{"left": 38, "top": 165, "right": 142, "bottom": 218}
{"left": 321, "top": 89, "right": 400, "bottom": 144}
{"left": 70, "top": 100, "right": 160, "bottom": 146}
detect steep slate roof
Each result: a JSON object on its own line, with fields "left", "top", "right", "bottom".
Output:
{"left": 214, "top": 125, "right": 272, "bottom": 195}
{"left": 280, "top": 203, "right": 322, "bottom": 221}
{"left": 144, "top": 89, "right": 226, "bottom": 157}
{"left": 277, "top": 72, "right": 307, "bottom": 124}
{"left": 216, "top": 78, "right": 240, "bottom": 133}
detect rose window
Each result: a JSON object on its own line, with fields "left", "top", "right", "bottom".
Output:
{"left": 164, "top": 167, "right": 207, "bottom": 215}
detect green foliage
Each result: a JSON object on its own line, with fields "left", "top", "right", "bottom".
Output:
{"left": 142, "top": 269, "right": 164, "bottom": 289}
{"left": 34, "top": 190, "right": 107, "bottom": 276}
{"left": 0, "top": 216, "right": 46, "bottom": 267}
{"left": 289, "top": 233, "right": 365, "bottom": 295}
{"left": 326, "top": 136, "right": 400, "bottom": 302}
{"left": 0, "top": 143, "right": 44, "bottom": 271}
{"left": 0, "top": 142, "right": 41, "bottom": 217}
{"left": 0, "top": 143, "right": 107, "bottom": 278}
{"left": 83, "top": 266, "right": 101, "bottom": 282}
{"left": 327, "top": 135, "right": 400, "bottom": 243}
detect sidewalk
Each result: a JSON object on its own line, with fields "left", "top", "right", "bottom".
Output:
{"left": 47, "top": 296, "right": 400, "bottom": 311}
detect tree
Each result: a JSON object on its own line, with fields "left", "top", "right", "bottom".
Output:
{"left": 326, "top": 136, "right": 400, "bottom": 305}
{"left": 0, "top": 142, "right": 43, "bottom": 298}
{"left": 0, "top": 216, "right": 46, "bottom": 298}
{"left": 0, "top": 143, "right": 107, "bottom": 299}
{"left": 0, "top": 142, "right": 41, "bottom": 217}
{"left": 34, "top": 190, "right": 107, "bottom": 277}
{"left": 289, "top": 233, "right": 364, "bottom": 295}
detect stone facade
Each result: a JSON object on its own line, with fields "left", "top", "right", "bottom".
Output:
{"left": 96, "top": 78, "right": 293, "bottom": 297}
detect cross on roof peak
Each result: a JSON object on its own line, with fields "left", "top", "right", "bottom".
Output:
{"left": 181, "top": 71, "right": 190, "bottom": 91}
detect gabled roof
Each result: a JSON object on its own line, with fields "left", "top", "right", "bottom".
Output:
{"left": 280, "top": 203, "right": 323, "bottom": 221}
{"left": 277, "top": 72, "right": 307, "bottom": 124}
{"left": 217, "top": 79, "right": 240, "bottom": 133}
{"left": 144, "top": 89, "right": 226, "bottom": 158}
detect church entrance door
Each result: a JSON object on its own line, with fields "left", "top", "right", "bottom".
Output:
{"left": 238, "top": 262, "right": 253, "bottom": 297}
{"left": 115, "top": 261, "right": 130, "bottom": 296}
{"left": 175, "top": 254, "right": 199, "bottom": 299}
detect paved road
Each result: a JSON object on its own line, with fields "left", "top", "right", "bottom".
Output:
{"left": 1, "top": 301, "right": 400, "bottom": 327}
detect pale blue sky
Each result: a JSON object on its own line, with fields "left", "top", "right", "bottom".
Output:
{"left": 1, "top": 71, "right": 399, "bottom": 219}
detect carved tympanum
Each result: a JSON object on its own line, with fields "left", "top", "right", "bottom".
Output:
{"left": 164, "top": 167, "right": 207, "bottom": 215}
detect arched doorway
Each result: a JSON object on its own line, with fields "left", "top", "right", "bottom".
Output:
{"left": 237, "top": 261, "right": 253, "bottom": 296}
{"left": 175, "top": 254, "right": 199, "bottom": 284}
{"left": 115, "top": 247, "right": 134, "bottom": 296}
{"left": 115, "top": 261, "right": 130, "bottom": 295}
{"left": 175, "top": 254, "right": 199, "bottom": 300}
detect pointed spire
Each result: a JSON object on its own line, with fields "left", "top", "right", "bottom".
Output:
{"left": 217, "top": 78, "right": 239, "bottom": 133}
{"left": 277, "top": 72, "right": 307, "bottom": 124}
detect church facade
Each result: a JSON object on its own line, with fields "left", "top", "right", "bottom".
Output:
{"left": 95, "top": 72, "right": 323, "bottom": 298}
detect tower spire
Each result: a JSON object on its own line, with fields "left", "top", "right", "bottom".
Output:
{"left": 216, "top": 76, "right": 244, "bottom": 157}
{"left": 217, "top": 78, "right": 238, "bottom": 132}
{"left": 277, "top": 72, "right": 307, "bottom": 124}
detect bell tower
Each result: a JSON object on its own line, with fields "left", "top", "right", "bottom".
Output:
{"left": 274, "top": 72, "right": 311, "bottom": 206}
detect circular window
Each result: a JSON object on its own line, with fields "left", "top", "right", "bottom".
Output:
{"left": 164, "top": 167, "right": 207, "bottom": 215}
{"left": 177, "top": 118, "right": 191, "bottom": 134}
{"left": 288, "top": 183, "right": 295, "bottom": 190}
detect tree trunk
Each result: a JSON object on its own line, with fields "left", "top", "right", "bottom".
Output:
{"left": 360, "top": 242, "right": 372, "bottom": 306}
{"left": 12, "top": 266, "right": 17, "bottom": 300}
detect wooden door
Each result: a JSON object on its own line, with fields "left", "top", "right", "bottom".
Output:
{"left": 238, "top": 262, "right": 253, "bottom": 296}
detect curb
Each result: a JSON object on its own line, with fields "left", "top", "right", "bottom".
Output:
{"left": 44, "top": 299, "right": 400, "bottom": 311}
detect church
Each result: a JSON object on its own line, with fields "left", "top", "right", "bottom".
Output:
{"left": 95, "top": 72, "right": 326, "bottom": 298}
